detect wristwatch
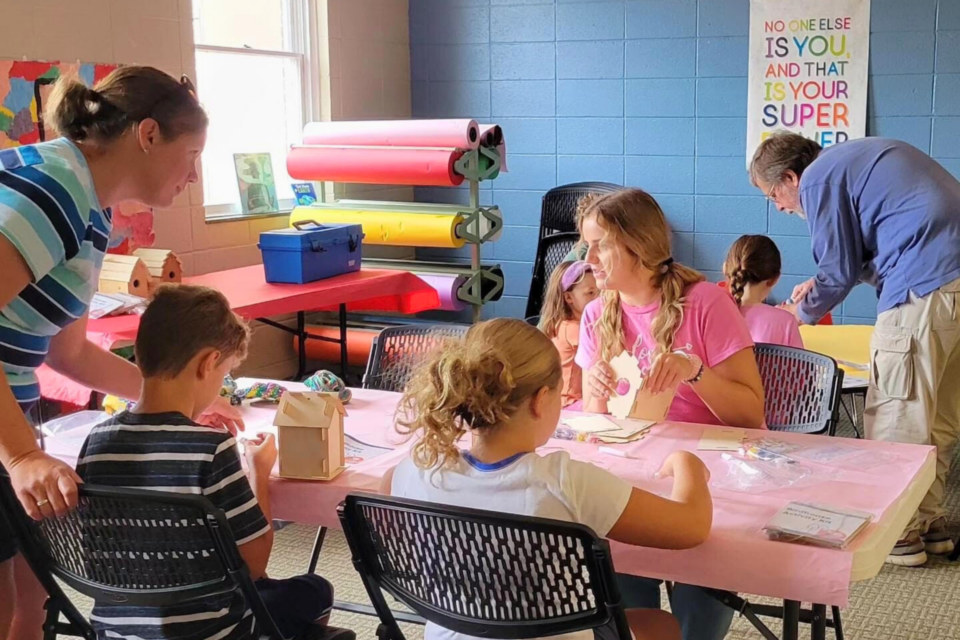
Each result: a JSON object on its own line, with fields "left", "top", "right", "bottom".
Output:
{"left": 674, "top": 351, "right": 704, "bottom": 384}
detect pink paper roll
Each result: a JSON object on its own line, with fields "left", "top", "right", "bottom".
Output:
{"left": 287, "top": 145, "right": 466, "bottom": 187}
{"left": 415, "top": 273, "right": 467, "bottom": 311}
{"left": 302, "top": 119, "right": 480, "bottom": 150}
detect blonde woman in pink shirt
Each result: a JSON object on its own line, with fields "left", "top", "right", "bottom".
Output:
{"left": 574, "top": 188, "right": 764, "bottom": 640}
{"left": 576, "top": 189, "right": 765, "bottom": 430}
{"left": 723, "top": 235, "right": 804, "bottom": 349}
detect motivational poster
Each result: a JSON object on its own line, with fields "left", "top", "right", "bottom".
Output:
{"left": 746, "top": 0, "right": 871, "bottom": 166}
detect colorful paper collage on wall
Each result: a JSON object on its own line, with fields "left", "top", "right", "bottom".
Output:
{"left": 1, "top": 59, "right": 155, "bottom": 253}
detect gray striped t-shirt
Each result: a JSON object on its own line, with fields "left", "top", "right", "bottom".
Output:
{"left": 77, "top": 411, "right": 271, "bottom": 640}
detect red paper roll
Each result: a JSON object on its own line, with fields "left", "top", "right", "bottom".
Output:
{"left": 287, "top": 145, "right": 466, "bottom": 187}
{"left": 302, "top": 119, "right": 480, "bottom": 149}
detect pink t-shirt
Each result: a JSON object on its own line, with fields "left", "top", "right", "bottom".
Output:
{"left": 739, "top": 303, "right": 804, "bottom": 349}
{"left": 575, "top": 282, "right": 755, "bottom": 426}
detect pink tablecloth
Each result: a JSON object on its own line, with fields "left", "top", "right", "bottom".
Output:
{"left": 44, "top": 386, "right": 934, "bottom": 608}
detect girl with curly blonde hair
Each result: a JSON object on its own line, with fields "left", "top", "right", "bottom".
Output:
{"left": 382, "top": 318, "right": 715, "bottom": 640}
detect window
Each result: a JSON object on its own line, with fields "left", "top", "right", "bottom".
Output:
{"left": 193, "top": 0, "right": 313, "bottom": 216}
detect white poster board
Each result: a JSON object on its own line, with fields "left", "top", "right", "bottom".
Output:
{"left": 746, "top": 0, "right": 871, "bottom": 167}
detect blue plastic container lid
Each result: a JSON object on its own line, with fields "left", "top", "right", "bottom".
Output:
{"left": 259, "top": 222, "right": 363, "bottom": 251}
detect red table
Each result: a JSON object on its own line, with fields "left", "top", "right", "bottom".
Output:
{"left": 38, "top": 267, "right": 439, "bottom": 403}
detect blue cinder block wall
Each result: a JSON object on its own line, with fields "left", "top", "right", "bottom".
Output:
{"left": 409, "top": 0, "right": 960, "bottom": 324}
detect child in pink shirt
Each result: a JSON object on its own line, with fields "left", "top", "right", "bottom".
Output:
{"left": 723, "top": 235, "right": 804, "bottom": 349}
{"left": 574, "top": 189, "right": 765, "bottom": 429}
{"left": 539, "top": 261, "right": 599, "bottom": 408}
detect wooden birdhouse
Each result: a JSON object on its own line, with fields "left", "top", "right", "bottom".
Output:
{"left": 607, "top": 351, "right": 676, "bottom": 422}
{"left": 98, "top": 255, "right": 151, "bottom": 298}
{"left": 273, "top": 392, "right": 346, "bottom": 481}
{"left": 133, "top": 249, "right": 183, "bottom": 293}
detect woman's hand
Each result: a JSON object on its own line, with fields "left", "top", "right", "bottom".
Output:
{"left": 197, "top": 396, "right": 246, "bottom": 436}
{"left": 586, "top": 361, "right": 617, "bottom": 399}
{"left": 646, "top": 352, "right": 699, "bottom": 395}
{"left": 791, "top": 278, "right": 815, "bottom": 303}
{"left": 7, "top": 450, "right": 82, "bottom": 520}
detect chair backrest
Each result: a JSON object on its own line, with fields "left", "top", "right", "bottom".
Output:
{"left": 755, "top": 343, "right": 844, "bottom": 434}
{"left": 0, "top": 480, "right": 284, "bottom": 639}
{"left": 539, "top": 182, "right": 622, "bottom": 239}
{"left": 362, "top": 324, "right": 470, "bottom": 392}
{"left": 525, "top": 232, "right": 581, "bottom": 319}
{"left": 338, "top": 493, "right": 631, "bottom": 640}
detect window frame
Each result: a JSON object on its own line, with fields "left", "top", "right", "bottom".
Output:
{"left": 193, "top": 0, "right": 316, "bottom": 219}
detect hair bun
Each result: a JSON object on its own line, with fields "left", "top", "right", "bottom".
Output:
{"left": 454, "top": 349, "right": 516, "bottom": 429}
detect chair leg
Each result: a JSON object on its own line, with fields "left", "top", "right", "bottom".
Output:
{"left": 42, "top": 598, "right": 59, "bottom": 640}
{"left": 307, "top": 526, "right": 328, "bottom": 574}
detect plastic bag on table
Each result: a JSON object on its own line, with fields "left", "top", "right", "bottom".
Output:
{"left": 793, "top": 442, "right": 897, "bottom": 472}
{"left": 745, "top": 436, "right": 897, "bottom": 472}
{"left": 41, "top": 410, "right": 109, "bottom": 437}
{"left": 711, "top": 448, "right": 815, "bottom": 493}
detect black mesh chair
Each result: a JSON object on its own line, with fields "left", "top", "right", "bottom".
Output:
{"left": 755, "top": 343, "right": 845, "bottom": 435}
{"left": 302, "top": 324, "right": 471, "bottom": 576}
{"left": 539, "top": 182, "right": 622, "bottom": 239}
{"left": 338, "top": 493, "right": 632, "bottom": 640}
{"left": 525, "top": 232, "right": 581, "bottom": 319}
{"left": 0, "top": 479, "right": 353, "bottom": 640}
{"left": 362, "top": 324, "right": 470, "bottom": 392}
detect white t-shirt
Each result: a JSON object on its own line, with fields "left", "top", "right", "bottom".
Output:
{"left": 391, "top": 450, "right": 634, "bottom": 640}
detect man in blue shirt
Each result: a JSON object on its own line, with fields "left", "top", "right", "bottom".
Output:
{"left": 750, "top": 133, "right": 960, "bottom": 568}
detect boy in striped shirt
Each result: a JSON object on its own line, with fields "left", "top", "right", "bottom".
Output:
{"left": 77, "top": 285, "right": 333, "bottom": 640}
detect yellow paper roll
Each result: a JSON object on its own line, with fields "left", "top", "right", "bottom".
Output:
{"left": 290, "top": 206, "right": 465, "bottom": 249}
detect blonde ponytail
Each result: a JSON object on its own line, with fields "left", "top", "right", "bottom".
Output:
{"left": 396, "top": 319, "right": 562, "bottom": 470}
{"left": 578, "top": 189, "right": 704, "bottom": 360}
{"left": 652, "top": 262, "right": 703, "bottom": 354}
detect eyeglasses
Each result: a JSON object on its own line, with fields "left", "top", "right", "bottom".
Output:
{"left": 765, "top": 182, "right": 780, "bottom": 203}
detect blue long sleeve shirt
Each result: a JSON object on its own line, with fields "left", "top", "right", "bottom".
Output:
{"left": 797, "top": 138, "right": 960, "bottom": 324}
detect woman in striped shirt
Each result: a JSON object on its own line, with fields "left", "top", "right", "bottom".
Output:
{"left": 0, "top": 66, "right": 243, "bottom": 640}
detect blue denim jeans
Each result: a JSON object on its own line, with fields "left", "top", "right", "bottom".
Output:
{"left": 617, "top": 574, "right": 735, "bottom": 640}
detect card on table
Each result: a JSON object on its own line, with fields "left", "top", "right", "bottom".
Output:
{"left": 764, "top": 502, "right": 873, "bottom": 549}
{"left": 698, "top": 427, "right": 746, "bottom": 451}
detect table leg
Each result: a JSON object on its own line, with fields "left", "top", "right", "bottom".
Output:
{"left": 811, "top": 603, "right": 826, "bottom": 640}
{"left": 296, "top": 311, "right": 307, "bottom": 380}
{"left": 339, "top": 303, "right": 348, "bottom": 379}
{"left": 782, "top": 600, "right": 800, "bottom": 640}
{"left": 831, "top": 606, "right": 844, "bottom": 640}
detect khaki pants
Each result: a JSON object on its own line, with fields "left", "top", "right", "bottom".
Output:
{"left": 865, "top": 277, "right": 960, "bottom": 535}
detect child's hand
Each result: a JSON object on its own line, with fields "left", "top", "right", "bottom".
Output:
{"left": 242, "top": 433, "right": 277, "bottom": 476}
{"left": 657, "top": 451, "right": 710, "bottom": 483}
{"left": 647, "top": 352, "right": 699, "bottom": 394}
{"left": 586, "top": 361, "right": 617, "bottom": 399}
